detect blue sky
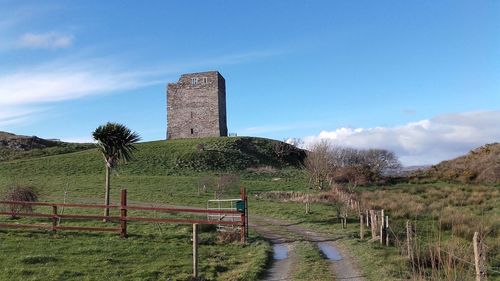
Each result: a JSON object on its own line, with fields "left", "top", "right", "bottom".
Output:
{"left": 1, "top": 1, "right": 499, "bottom": 165}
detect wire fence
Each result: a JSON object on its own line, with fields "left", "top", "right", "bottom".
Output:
{"left": 329, "top": 186, "right": 496, "bottom": 280}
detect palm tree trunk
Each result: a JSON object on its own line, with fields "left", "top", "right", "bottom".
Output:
{"left": 103, "top": 165, "right": 110, "bottom": 222}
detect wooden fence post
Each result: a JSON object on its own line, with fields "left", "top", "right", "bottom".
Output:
{"left": 52, "top": 206, "right": 58, "bottom": 232}
{"left": 385, "top": 215, "right": 389, "bottom": 246}
{"left": 360, "top": 214, "right": 364, "bottom": 239}
{"left": 473, "top": 232, "right": 487, "bottom": 281}
{"left": 406, "top": 220, "right": 413, "bottom": 260}
{"left": 366, "top": 210, "right": 369, "bottom": 227}
{"left": 193, "top": 223, "right": 198, "bottom": 278}
{"left": 120, "top": 189, "right": 127, "bottom": 238}
{"left": 370, "top": 210, "right": 377, "bottom": 240}
{"left": 380, "top": 210, "right": 385, "bottom": 244}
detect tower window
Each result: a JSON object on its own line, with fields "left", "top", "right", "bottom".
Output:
{"left": 190, "top": 128, "right": 194, "bottom": 134}
{"left": 202, "top": 77, "right": 208, "bottom": 84}
{"left": 191, "top": 78, "right": 198, "bottom": 85}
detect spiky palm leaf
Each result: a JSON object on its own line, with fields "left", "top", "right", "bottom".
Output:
{"left": 92, "top": 122, "right": 141, "bottom": 167}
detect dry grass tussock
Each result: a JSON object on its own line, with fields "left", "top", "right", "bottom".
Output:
{"left": 361, "top": 185, "right": 499, "bottom": 220}
{"left": 410, "top": 237, "right": 477, "bottom": 281}
{"left": 216, "top": 228, "right": 241, "bottom": 243}
{"left": 360, "top": 184, "right": 499, "bottom": 278}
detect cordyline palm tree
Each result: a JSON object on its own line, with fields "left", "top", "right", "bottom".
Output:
{"left": 92, "top": 122, "right": 141, "bottom": 221}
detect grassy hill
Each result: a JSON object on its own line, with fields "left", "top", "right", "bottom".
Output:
{"left": 411, "top": 143, "right": 500, "bottom": 185}
{"left": 0, "top": 131, "right": 93, "bottom": 162}
{"left": 0, "top": 136, "right": 305, "bottom": 177}
{"left": 0, "top": 136, "right": 307, "bottom": 280}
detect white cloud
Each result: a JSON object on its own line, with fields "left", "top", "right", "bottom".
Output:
{"left": 17, "top": 32, "right": 74, "bottom": 49}
{"left": 298, "top": 111, "right": 500, "bottom": 166}
{"left": 0, "top": 68, "right": 152, "bottom": 106}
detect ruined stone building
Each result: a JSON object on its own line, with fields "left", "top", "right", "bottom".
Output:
{"left": 166, "top": 71, "right": 228, "bottom": 139}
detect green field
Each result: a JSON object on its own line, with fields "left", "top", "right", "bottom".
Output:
{"left": 0, "top": 137, "right": 306, "bottom": 280}
{"left": 0, "top": 137, "right": 498, "bottom": 280}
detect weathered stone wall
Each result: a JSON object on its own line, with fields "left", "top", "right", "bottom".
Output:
{"left": 167, "top": 71, "right": 228, "bottom": 139}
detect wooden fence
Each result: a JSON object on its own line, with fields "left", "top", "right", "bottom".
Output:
{"left": 0, "top": 188, "right": 248, "bottom": 242}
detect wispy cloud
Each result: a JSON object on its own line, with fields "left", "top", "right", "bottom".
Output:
{"left": 17, "top": 32, "right": 74, "bottom": 49}
{"left": 0, "top": 48, "right": 284, "bottom": 126}
{"left": 297, "top": 111, "right": 500, "bottom": 166}
{"left": 0, "top": 58, "right": 161, "bottom": 127}
{"left": 0, "top": 65, "right": 155, "bottom": 106}
{"left": 0, "top": 107, "right": 46, "bottom": 126}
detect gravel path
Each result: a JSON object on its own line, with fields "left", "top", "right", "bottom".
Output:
{"left": 250, "top": 215, "right": 366, "bottom": 281}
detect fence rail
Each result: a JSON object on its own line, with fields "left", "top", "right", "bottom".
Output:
{"left": 0, "top": 188, "right": 248, "bottom": 241}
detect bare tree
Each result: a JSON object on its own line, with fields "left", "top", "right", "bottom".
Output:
{"left": 329, "top": 147, "right": 402, "bottom": 185}
{"left": 304, "top": 140, "right": 333, "bottom": 190}
{"left": 362, "top": 149, "right": 402, "bottom": 178}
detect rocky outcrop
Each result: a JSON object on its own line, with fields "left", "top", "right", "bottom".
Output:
{"left": 0, "top": 131, "right": 59, "bottom": 151}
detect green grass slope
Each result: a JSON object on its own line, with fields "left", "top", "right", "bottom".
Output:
{"left": 0, "top": 136, "right": 306, "bottom": 280}
{"left": 0, "top": 137, "right": 305, "bottom": 177}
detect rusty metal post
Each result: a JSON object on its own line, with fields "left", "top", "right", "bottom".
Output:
{"left": 120, "top": 189, "right": 127, "bottom": 238}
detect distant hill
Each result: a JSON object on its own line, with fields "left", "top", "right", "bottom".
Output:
{"left": 0, "top": 136, "right": 305, "bottom": 175}
{"left": 0, "top": 131, "right": 93, "bottom": 162}
{"left": 411, "top": 143, "right": 500, "bottom": 185}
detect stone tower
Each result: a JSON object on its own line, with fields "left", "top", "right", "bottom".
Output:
{"left": 166, "top": 71, "right": 228, "bottom": 139}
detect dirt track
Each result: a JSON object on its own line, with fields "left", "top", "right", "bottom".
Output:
{"left": 251, "top": 215, "right": 366, "bottom": 281}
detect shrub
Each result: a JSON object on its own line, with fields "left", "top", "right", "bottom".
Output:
{"left": 3, "top": 186, "right": 38, "bottom": 217}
